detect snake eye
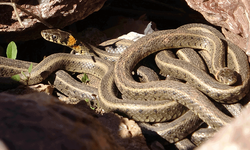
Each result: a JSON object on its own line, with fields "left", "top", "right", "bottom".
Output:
{"left": 52, "top": 35, "right": 57, "bottom": 41}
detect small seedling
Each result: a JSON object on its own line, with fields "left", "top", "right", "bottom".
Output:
{"left": 19, "top": 62, "right": 33, "bottom": 82}
{"left": 11, "top": 74, "right": 20, "bottom": 81}
{"left": 84, "top": 98, "right": 95, "bottom": 110}
{"left": 6, "top": 41, "right": 33, "bottom": 82}
{"left": 28, "top": 63, "right": 33, "bottom": 73}
{"left": 81, "top": 73, "right": 90, "bottom": 83}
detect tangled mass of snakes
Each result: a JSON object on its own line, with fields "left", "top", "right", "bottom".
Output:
{"left": 1, "top": 23, "right": 250, "bottom": 148}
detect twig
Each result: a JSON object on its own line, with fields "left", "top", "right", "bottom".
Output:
{"left": 15, "top": 4, "right": 53, "bottom": 28}
{"left": 0, "top": 1, "right": 53, "bottom": 28}
{"left": 0, "top": 1, "right": 24, "bottom": 27}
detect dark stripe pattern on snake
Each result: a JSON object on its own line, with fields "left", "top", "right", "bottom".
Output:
{"left": 0, "top": 23, "right": 249, "bottom": 147}
{"left": 113, "top": 25, "right": 249, "bottom": 129}
{"left": 154, "top": 47, "right": 243, "bottom": 144}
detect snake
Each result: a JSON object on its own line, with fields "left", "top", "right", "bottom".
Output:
{"left": 141, "top": 47, "right": 243, "bottom": 144}
{"left": 40, "top": 29, "right": 120, "bottom": 62}
{"left": 0, "top": 24, "right": 249, "bottom": 143}
{"left": 113, "top": 24, "right": 250, "bottom": 130}
{"left": 0, "top": 52, "right": 187, "bottom": 121}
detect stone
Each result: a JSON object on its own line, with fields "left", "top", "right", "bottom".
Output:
{"left": 0, "top": 0, "right": 107, "bottom": 41}
{"left": 97, "top": 113, "right": 150, "bottom": 150}
{"left": 197, "top": 102, "right": 250, "bottom": 150}
{"left": 185, "top": 0, "right": 250, "bottom": 61}
{"left": 0, "top": 93, "right": 123, "bottom": 150}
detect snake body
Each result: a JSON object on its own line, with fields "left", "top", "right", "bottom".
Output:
{"left": 0, "top": 53, "right": 186, "bottom": 122}
{"left": 113, "top": 26, "right": 249, "bottom": 129}
{"left": 114, "top": 29, "right": 249, "bottom": 103}
{"left": 143, "top": 47, "right": 243, "bottom": 143}
{"left": 1, "top": 24, "right": 249, "bottom": 143}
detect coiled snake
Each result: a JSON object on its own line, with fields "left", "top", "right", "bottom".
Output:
{"left": 0, "top": 23, "right": 249, "bottom": 147}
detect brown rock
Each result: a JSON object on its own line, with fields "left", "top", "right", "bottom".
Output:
{"left": 0, "top": 0, "right": 107, "bottom": 41}
{"left": 0, "top": 93, "right": 123, "bottom": 150}
{"left": 97, "top": 113, "right": 150, "bottom": 150}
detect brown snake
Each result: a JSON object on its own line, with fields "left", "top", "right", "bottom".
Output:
{"left": 141, "top": 47, "right": 243, "bottom": 144}
{"left": 113, "top": 24, "right": 250, "bottom": 129}
{"left": 0, "top": 24, "right": 249, "bottom": 144}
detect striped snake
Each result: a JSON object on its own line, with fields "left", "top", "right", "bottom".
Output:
{"left": 0, "top": 24, "right": 249, "bottom": 146}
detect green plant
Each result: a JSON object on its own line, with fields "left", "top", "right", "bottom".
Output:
{"left": 6, "top": 41, "right": 33, "bottom": 82}
{"left": 20, "top": 62, "right": 33, "bottom": 80}
{"left": 84, "top": 98, "right": 95, "bottom": 110}
{"left": 6, "top": 41, "right": 17, "bottom": 59}
{"left": 81, "top": 73, "right": 90, "bottom": 83}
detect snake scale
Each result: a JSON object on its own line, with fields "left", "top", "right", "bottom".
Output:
{"left": 0, "top": 23, "right": 249, "bottom": 147}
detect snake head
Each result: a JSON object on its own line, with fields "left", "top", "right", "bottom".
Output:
{"left": 215, "top": 68, "right": 238, "bottom": 85}
{"left": 41, "top": 29, "right": 78, "bottom": 48}
{"left": 41, "top": 29, "right": 94, "bottom": 56}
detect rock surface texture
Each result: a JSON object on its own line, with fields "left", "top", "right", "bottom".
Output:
{"left": 0, "top": 93, "right": 124, "bottom": 150}
{"left": 197, "top": 103, "right": 250, "bottom": 150}
{"left": 185, "top": 0, "right": 250, "bottom": 60}
{"left": 0, "top": 0, "right": 107, "bottom": 41}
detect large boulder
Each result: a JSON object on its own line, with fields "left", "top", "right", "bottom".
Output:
{"left": 0, "top": 0, "right": 107, "bottom": 41}
{"left": 0, "top": 93, "right": 123, "bottom": 150}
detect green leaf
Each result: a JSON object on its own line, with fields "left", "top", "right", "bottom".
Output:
{"left": 6, "top": 41, "right": 17, "bottom": 59}
{"left": 28, "top": 63, "right": 33, "bottom": 73}
{"left": 84, "top": 98, "right": 95, "bottom": 110}
{"left": 81, "top": 73, "right": 90, "bottom": 83}
{"left": 89, "top": 106, "right": 95, "bottom": 110}
{"left": 85, "top": 98, "right": 89, "bottom": 103}
{"left": 21, "top": 71, "right": 28, "bottom": 80}
{"left": 11, "top": 74, "right": 20, "bottom": 81}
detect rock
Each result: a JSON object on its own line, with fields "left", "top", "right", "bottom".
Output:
{"left": 97, "top": 113, "right": 150, "bottom": 150}
{"left": 0, "top": 0, "right": 107, "bottom": 42}
{"left": 185, "top": 0, "right": 250, "bottom": 60}
{"left": 0, "top": 93, "right": 123, "bottom": 150}
{"left": 196, "top": 104, "right": 250, "bottom": 150}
